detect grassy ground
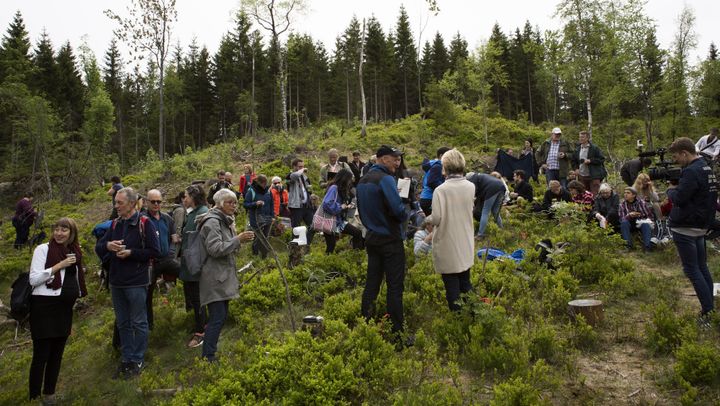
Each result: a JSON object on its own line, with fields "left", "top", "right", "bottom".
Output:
{"left": 1, "top": 123, "right": 719, "bottom": 405}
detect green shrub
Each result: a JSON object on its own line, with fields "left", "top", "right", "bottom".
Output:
{"left": 490, "top": 376, "right": 545, "bottom": 406}
{"left": 645, "top": 302, "right": 691, "bottom": 355}
{"left": 569, "top": 315, "right": 599, "bottom": 351}
{"left": 674, "top": 341, "right": 720, "bottom": 385}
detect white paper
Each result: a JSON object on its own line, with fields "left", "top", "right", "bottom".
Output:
{"left": 714, "top": 283, "right": 720, "bottom": 297}
{"left": 397, "top": 178, "right": 411, "bottom": 199}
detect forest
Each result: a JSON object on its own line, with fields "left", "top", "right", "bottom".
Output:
{"left": 0, "top": 0, "right": 719, "bottom": 198}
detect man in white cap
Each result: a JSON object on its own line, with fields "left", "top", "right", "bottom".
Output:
{"left": 536, "top": 127, "right": 574, "bottom": 189}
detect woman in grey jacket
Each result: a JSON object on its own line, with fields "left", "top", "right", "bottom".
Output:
{"left": 198, "top": 188, "right": 255, "bottom": 362}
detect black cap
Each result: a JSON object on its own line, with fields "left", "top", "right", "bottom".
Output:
{"left": 376, "top": 145, "right": 403, "bottom": 158}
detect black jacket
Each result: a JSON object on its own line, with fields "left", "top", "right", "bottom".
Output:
{"left": 620, "top": 159, "right": 643, "bottom": 186}
{"left": 541, "top": 189, "right": 571, "bottom": 211}
{"left": 513, "top": 180, "right": 534, "bottom": 202}
{"left": 591, "top": 193, "right": 620, "bottom": 220}
{"left": 667, "top": 157, "right": 718, "bottom": 229}
{"left": 572, "top": 142, "right": 607, "bottom": 180}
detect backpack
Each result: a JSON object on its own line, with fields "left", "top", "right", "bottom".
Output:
{"left": 182, "top": 216, "right": 214, "bottom": 277}
{"left": 10, "top": 272, "right": 32, "bottom": 321}
{"left": 111, "top": 215, "right": 149, "bottom": 248}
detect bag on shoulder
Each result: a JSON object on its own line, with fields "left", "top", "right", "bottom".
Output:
{"left": 312, "top": 190, "right": 338, "bottom": 234}
{"left": 182, "top": 217, "right": 213, "bottom": 277}
{"left": 10, "top": 272, "right": 32, "bottom": 321}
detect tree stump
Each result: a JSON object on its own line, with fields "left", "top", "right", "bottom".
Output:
{"left": 568, "top": 299, "right": 604, "bottom": 326}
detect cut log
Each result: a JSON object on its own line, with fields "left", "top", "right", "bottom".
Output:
{"left": 568, "top": 299, "right": 604, "bottom": 326}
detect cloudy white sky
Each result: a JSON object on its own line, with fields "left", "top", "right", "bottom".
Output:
{"left": 1, "top": 0, "right": 718, "bottom": 66}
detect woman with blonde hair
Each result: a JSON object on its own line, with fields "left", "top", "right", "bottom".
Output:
{"left": 28, "top": 217, "right": 87, "bottom": 403}
{"left": 633, "top": 173, "right": 662, "bottom": 219}
{"left": 427, "top": 149, "right": 476, "bottom": 311}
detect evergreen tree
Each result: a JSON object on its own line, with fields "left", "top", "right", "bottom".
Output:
{"left": 693, "top": 43, "right": 720, "bottom": 118}
{"left": 364, "top": 16, "right": 389, "bottom": 121}
{"left": 55, "top": 41, "right": 85, "bottom": 132}
{"left": 102, "top": 38, "right": 127, "bottom": 167}
{"left": 0, "top": 11, "right": 33, "bottom": 84}
{"left": 393, "top": 6, "right": 418, "bottom": 117}
{"left": 448, "top": 32, "right": 468, "bottom": 71}
{"left": 429, "top": 32, "right": 449, "bottom": 81}
{"left": 487, "top": 23, "right": 512, "bottom": 117}
{"left": 31, "top": 30, "right": 59, "bottom": 103}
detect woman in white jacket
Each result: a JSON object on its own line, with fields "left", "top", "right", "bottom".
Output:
{"left": 427, "top": 149, "right": 476, "bottom": 311}
{"left": 28, "top": 217, "right": 87, "bottom": 403}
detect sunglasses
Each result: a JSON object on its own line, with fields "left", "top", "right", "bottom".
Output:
{"left": 149, "top": 200, "right": 162, "bottom": 205}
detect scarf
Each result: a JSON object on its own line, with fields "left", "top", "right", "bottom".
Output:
{"left": 44, "top": 239, "right": 88, "bottom": 297}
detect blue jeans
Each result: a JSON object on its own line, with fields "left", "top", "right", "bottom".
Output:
{"left": 111, "top": 286, "right": 149, "bottom": 364}
{"left": 477, "top": 192, "right": 504, "bottom": 237}
{"left": 202, "top": 300, "right": 229, "bottom": 360}
{"left": 673, "top": 232, "right": 715, "bottom": 315}
{"left": 545, "top": 169, "right": 567, "bottom": 189}
{"left": 620, "top": 220, "right": 652, "bottom": 249}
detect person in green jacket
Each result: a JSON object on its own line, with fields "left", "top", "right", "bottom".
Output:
{"left": 179, "top": 184, "right": 209, "bottom": 349}
{"left": 536, "top": 127, "right": 574, "bottom": 189}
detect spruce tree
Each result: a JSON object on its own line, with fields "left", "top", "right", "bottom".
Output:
{"left": 56, "top": 41, "right": 85, "bottom": 132}
{"left": 448, "top": 32, "right": 468, "bottom": 71}
{"left": 32, "top": 30, "right": 59, "bottom": 103}
{"left": 393, "top": 6, "right": 418, "bottom": 117}
{"left": 0, "top": 10, "right": 33, "bottom": 84}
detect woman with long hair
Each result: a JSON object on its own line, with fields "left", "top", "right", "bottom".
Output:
{"left": 633, "top": 173, "right": 662, "bottom": 219}
{"left": 321, "top": 169, "right": 364, "bottom": 254}
{"left": 28, "top": 217, "right": 87, "bottom": 403}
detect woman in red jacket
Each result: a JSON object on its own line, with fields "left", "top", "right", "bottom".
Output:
{"left": 238, "top": 164, "right": 257, "bottom": 196}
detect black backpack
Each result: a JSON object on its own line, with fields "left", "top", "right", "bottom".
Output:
{"left": 10, "top": 272, "right": 32, "bottom": 321}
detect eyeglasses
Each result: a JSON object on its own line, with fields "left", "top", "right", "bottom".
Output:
{"left": 273, "top": 182, "right": 281, "bottom": 185}
{"left": 149, "top": 200, "right": 162, "bottom": 205}
{"left": 225, "top": 201, "right": 238, "bottom": 206}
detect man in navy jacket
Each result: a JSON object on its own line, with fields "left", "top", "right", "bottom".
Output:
{"left": 357, "top": 145, "right": 408, "bottom": 337}
{"left": 667, "top": 137, "right": 718, "bottom": 326}
{"left": 96, "top": 187, "right": 160, "bottom": 378}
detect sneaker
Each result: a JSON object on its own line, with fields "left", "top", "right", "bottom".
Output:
{"left": 128, "top": 362, "right": 144, "bottom": 377}
{"left": 697, "top": 315, "right": 712, "bottom": 331}
{"left": 187, "top": 333, "right": 204, "bottom": 348}
{"left": 41, "top": 394, "right": 57, "bottom": 406}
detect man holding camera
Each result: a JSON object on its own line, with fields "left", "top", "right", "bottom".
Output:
{"left": 667, "top": 137, "right": 718, "bottom": 326}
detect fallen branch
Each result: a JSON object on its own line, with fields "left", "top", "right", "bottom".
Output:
{"left": 6, "top": 340, "right": 32, "bottom": 349}
{"left": 627, "top": 389, "right": 641, "bottom": 398}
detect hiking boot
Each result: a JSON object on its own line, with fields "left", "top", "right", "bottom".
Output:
{"left": 41, "top": 394, "right": 57, "bottom": 406}
{"left": 127, "top": 362, "right": 144, "bottom": 377}
{"left": 697, "top": 314, "right": 712, "bottom": 331}
{"left": 112, "top": 362, "right": 132, "bottom": 380}
{"left": 187, "top": 333, "right": 204, "bottom": 348}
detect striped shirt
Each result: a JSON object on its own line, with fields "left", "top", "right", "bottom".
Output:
{"left": 547, "top": 141, "right": 560, "bottom": 170}
{"left": 619, "top": 198, "right": 653, "bottom": 221}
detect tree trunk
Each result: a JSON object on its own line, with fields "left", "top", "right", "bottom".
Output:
{"left": 288, "top": 73, "right": 292, "bottom": 130}
{"left": 280, "top": 50, "right": 288, "bottom": 132}
{"left": 374, "top": 69, "right": 378, "bottom": 122}
{"left": 359, "top": 19, "right": 367, "bottom": 137}
{"left": 586, "top": 89, "right": 593, "bottom": 138}
{"left": 346, "top": 70, "right": 351, "bottom": 125}
{"left": 251, "top": 47, "right": 256, "bottom": 136}
{"left": 296, "top": 75, "right": 300, "bottom": 128}
{"left": 317, "top": 80, "right": 322, "bottom": 122}
{"left": 159, "top": 59, "right": 165, "bottom": 159}
{"left": 527, "top": 65, "right": 534, "bottom": 124}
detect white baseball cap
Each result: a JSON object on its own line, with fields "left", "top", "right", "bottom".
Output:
{"left": 552, "top": 127, "right": 562, "bottom": 134}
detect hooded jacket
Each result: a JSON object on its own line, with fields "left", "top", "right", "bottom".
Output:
{"left": 198, "top": 208, "right": 241, "bottom": 306}
{"left": 667, "top": 157, "right": 718, "bottom": 229}
{"left": 357, "top": 164, "right": 408, "bottom": 243}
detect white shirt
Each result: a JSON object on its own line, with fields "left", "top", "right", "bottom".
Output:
{"left": 29, "top": 243, "right": 74, "bottom": 296}
{"left": 695, "top": 135, "right": 720, "bottom": 158}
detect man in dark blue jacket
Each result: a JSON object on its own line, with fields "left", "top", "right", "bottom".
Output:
{"left": 357, "top": 145, "right": 408, "bottom": 337}
{"left": 96, "top": 187, "right": 160, "bottom": 378}
{"left": 667, "top": 137, "right": 718, "bottom": 326}
{"left": 419, "top": 146, "right": 451, "bottom": 215}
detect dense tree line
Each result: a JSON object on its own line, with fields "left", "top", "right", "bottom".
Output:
{"left": 0, "top": 0, "right": 719, "bottom": 196}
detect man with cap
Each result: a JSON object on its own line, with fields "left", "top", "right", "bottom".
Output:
{"left": 536, "top": 127, "right": 574, "bottom": 189}
{"left": 356, "top": 145, "right": 409, "bottom": 340}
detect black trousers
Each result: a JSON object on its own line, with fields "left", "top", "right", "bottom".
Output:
{"left": 29, "top": 336, "right": 68, "bottom": 399}
{"left": 441, "top": 270, "right": 472, "bottom": 311}
{"left": 14, "top": 221, "right": 30, "bottom": 249}
{"left": 290, "top": 207, "right": 315, "bottom": 244}
{"left": 419, "top": 199, "right": 432, "bottom": 216}
{"left": 182, "top": 281, "right": 206, "bottom": 334}
{"left": 361, "top": 240, "right": 406, "bottom": 333}
{"left": 252, "top": 223, "right": 273, "bottom": 258}
{"left": 146, "top": 258, "right": 180, "bottom": 330}
{"left": 323, "top": 223, "right": 364, "bottom": 254}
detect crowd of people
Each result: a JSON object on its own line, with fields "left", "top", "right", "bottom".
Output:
{"left": 14, "top": 127, "right": 720, "bottom": 403}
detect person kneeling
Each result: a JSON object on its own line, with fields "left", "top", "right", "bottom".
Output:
{"left": 619, "top": 187, "right": 654, "bottom": 251}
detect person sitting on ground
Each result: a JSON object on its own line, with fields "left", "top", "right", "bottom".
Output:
{"left": 567, "top": 180, "right": 594, "bottom": 210}
{"left": 244, "top": 175, "right": 275, "bottom": 259}
{"left": 633, "top": 173, "right": 662, "bottom": 220}
{"left": 509, "top": 169, "right": 533, "bottom": 202}
{"left": 238, "top": 164, "right": 256, "bottom": 196}
{"left": 619, "top": 186, "right": 654, "bottom": 251}
{"left": 207, "top": 170, "right": 230, "bottom": 207}
{"left": 320, "top": 169, "right": 364, "bottom": 254}
{"left": 28, "top": 217, "right": 87, "bottom": 404}
{"left": 466, "top": 171, "right": 506, "bottom": 239}
{"left": 427, "top": 149, "right": 475, "bottom": 311}
{"left": 270, "top": 176, "right": 290, "bottom": 217}
{"left": 198, "top": 189, "right": 255, "bottom": 362}
{"left": 413, "top": 218, "right": 434, "bottom": 256}
{"left": 108, "top": 176, "right": 124, "bottom": 220}
{"left": 591, "top": 183, "right": 620, "bottom": 230}
{"left": 620, "top": 157, "right": 652, "bottom": 187}
{"left": 13, "top": 191, "right": 37, "bottom": 249}
{"left": 535, "top": 180, "right": 571, "bottom": 212}
{"left": 320, "top": 148, "right": 353, "bottom": 188}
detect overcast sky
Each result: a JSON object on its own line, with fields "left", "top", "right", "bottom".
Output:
{"left": 1, "top": 0, "right": 718, "bottom": 68}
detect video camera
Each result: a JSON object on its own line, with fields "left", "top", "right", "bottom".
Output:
{"left": 637, "top": 144, "right": 682, "bottom": 182}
